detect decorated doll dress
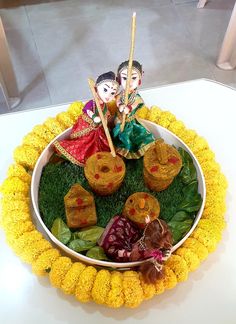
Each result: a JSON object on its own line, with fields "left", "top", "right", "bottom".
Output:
{"left": 113, "top": 92, "right": 155, "bottom": 159}
{"left": 54, "top": 100, "right": 110, "bottom": 166}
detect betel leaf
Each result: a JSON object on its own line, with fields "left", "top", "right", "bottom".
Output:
{"left": 51, "top": 218, "right": 71, "bottom": 244}
{"left": 177, "top": 181, "right": 202, "bottom": 213}
{"left": 178, "top": 147, "right": 197, "bottom": 184}
{"left": 169, "top": 210, "right": 190, "bottom": 222}
{"left": 168, "top": 211, "right": 194, "bottom": 245}
{"left": 86, "top": 246, "right": 109, "bottom": 261}
{"left": 74, "top": 226, "right": 104, "bottom": 244}
{"left": 68, "top": 239, "right": 96, "bottom": 252}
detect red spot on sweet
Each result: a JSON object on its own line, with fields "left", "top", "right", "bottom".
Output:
{"left": 107, "top": 182, "right": 113, "bottom": 189}
{"left": 129, "top": 208, "right": 136, "bottom": 216}
{"left": 95, "top": 173, "right": 100, "bottom": 179}
{"left": 80, "top": 219, "right": 88, "bottom": 225}
{"left": 114, "top": 165, "right": 123, "bottom": 172}
{"left": 150, "top": 166, "right": 159, "bottom": 173}
{"left": 168, "top": 156, "right": 179, "bottom": 164}
{"left": 77, "top": 197, "right": 84, "bottom": 205}
{"left": 97, "top": 154, "right": 102, "bottom": 160}
{"left": 144, "top": 194, "right": 149, "bottom": 199}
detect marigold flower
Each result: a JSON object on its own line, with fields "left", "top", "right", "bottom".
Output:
{"left": 162, "top": 266, "right": 177, "bottom": 289}
{"left": 32, "top": 124, "right": 55, "bottom": 142}
{"left": 43, "top": 117, "right": 66, "bottom": 137}
{"left": 201, "top": 213, "right": 226, "bottom": 231}
{"left": 194, "top": 150, "right": 215, "bottom": 165}
{"left": 20, "top": 238, "right": 52, "bottom": 264}
{"left": 32, "top": 248, "right": 61, "bottom": 276}
{"left": 12, "top": 230, "right": 43, "bottom": 255}
{"left": 66, "top": 101, "right": 84, "bottom": 122}
{"left": 106, "top": 271, "right": 124, "bottom": 308}
{"left": 91, "top": 270, "right": 111, "bottom": 304}
{"left": 136, "top": 105, "right": 149, "bottom": 119}
{"left": 191, "top": 136, "right": 209, "bottom": 154}
{"left": 1, "top": 192, "right": 30, "bottom": 203}
{"left": 192, "top": 228, "right": 217, "bottom": 252}
{"left": 61, "top": 262, "right": 86, "bottom": 295}
{"left": 166, "top": 255, "right": 188, "bottom": 282}
{"left": 14, "top": 145, "right": 40, "bottom": 170}
{"left": 56, "top": 112, "right": 75, "bottom": 128}
{"left": 75, "top": 266, "right": 97, "bottom": 302}
{"left": 1, "top": 210, "right": 31, "bottom": 228}
{"left": 22, "top": 132, "right": 48, "bottom": 153}
{"left": 7, "top": 164, "right": 32, "bottom": 183}
{"left": 182, "top": 237, "right": 208, "bottom": 261}
{"left": 3, "top": 220, "right": 34, "bottom": 239}
{"left": 158, "top": 111, "right": 177, "bottom": 128}
{"left": 139, "top": 273, "right": 156, "bottom": 300}
{"left": 168, "top": 120, "right": 186, "bottom": 135}
{"left": 49, "top": 256, "right": 73, "bottom": 288}
{"left": 175, "top": 247, "right": 200, "bottom": 272}
{"left": 155, "top": 278, "right": 165, "bottom": 295}
{"left": 198, "top": 219, "right": 223, "bottom": 242}
{"left": 0, "top": 177, "right": 29, "bottom": 195}
{"left": 1, "top": 200, "right": 30, "bottom": 216}
{"left": 179, "top": 129, "right": 198, "bottom": 147}
{"left": 122, "top": 271, "right": 144, "bottom": 308}
{"left": 147, "top": 106, "right": 162, "bottom": 122}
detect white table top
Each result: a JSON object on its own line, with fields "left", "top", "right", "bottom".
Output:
{"left": 0, "top": 79, "right": 236, "bottom": 324}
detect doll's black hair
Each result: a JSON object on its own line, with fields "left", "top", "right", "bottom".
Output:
{"left": 96, "top": 71, "right": 116, "bottom": 85}
{"left": 116, "top": 60, "right": 142, "bottom": 84}
{"left": 117, "top": 60, "right": 142, "bottom": 75}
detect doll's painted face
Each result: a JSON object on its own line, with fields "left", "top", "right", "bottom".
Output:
{"left": 97, "top": 81, "right": 118, "bottom": 103}
{"left": 120, "top": 68, "right": 141, "bottom": 91}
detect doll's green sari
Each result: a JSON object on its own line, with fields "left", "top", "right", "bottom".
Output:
{"left": 113, "top": 103, "right": 155, "bottom": 159}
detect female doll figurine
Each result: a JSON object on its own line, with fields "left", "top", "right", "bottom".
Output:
{"left": 54, "top": 71, "right": 119, "bottom": 166}
{"left": 113, "top": 60, "right": 155, "bottom": 159}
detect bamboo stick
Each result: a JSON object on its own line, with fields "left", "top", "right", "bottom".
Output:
{"left": 88, "top": 78, "right": 116, "bottom": 157}
{"left": 120, "top": 12, "right": 136, "bottom": 132}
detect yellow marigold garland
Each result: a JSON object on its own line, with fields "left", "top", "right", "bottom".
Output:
{"left": 0, "top": 103, "right": 228, "bottom": 308}
{"left": 106, "top": 271, "right": 124, "bottom": 308}
{"left": 61, "top": 262, "right": 86, "bottom": 295}
{"left": 91, "top": 269, "right": 111, "bottom": 304}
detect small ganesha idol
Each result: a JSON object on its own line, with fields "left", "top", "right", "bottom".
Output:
{"left": 54, "top": 71, "right": 119, "bottom": 166}
{"left": 113, "top": 60, "right": 155, "bottom": 159}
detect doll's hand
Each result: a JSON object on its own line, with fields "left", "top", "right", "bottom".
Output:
{"left": 119, "top": 105, "right": 125, "bottom": 113}
{"left": 87, "top": 110, "right": 94, "bottom": 119}
{"left": 94, "top": 116, "right": 101, "bottom": 124}
{"left": 124, "top": 107, "right": 130, "bottom": 115}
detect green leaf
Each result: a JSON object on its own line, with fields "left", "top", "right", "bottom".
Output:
{"left": 168, "top": 219, "right": 193, "bottom": 245}
{"left": 86, "top": 246, "right": 109, "bottom": 260}
{"left": 178, "top": 148, "right": 197, "bottom": 184}
{"left": 74, "top": 226, "right": 105, "bottom": 243}
{"left": 178, "top": 194, "right": 202, "bottom": 213}
{"left": 169, "top": 210, "right": 190, "bottom": 222}
{"left": 51, "top": 218, "right": 71, "bottom": 244}
{"left": 68, "top": 239, "right": 96, "bottom": 252}
{"left": 178, "top": 181, "right": 202, "bottom": 213}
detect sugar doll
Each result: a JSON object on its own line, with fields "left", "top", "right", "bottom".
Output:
{"left": 54, "top": 71, "right": 119, "bottom": 166}
{"left": 113, "top": 61, "right": 155, "bottom": 159}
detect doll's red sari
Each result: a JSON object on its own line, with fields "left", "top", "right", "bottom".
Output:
{"left": 54, "top": 100, "right": 110, "bottom": 166}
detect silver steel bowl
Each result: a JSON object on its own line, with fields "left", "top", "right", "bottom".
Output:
{"left": 31, "top": 119, "right": 206, "bottom": 268}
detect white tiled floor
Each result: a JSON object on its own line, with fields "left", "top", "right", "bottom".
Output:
{"left": 0, "top": 0, "right": 235, "bottom": 114}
